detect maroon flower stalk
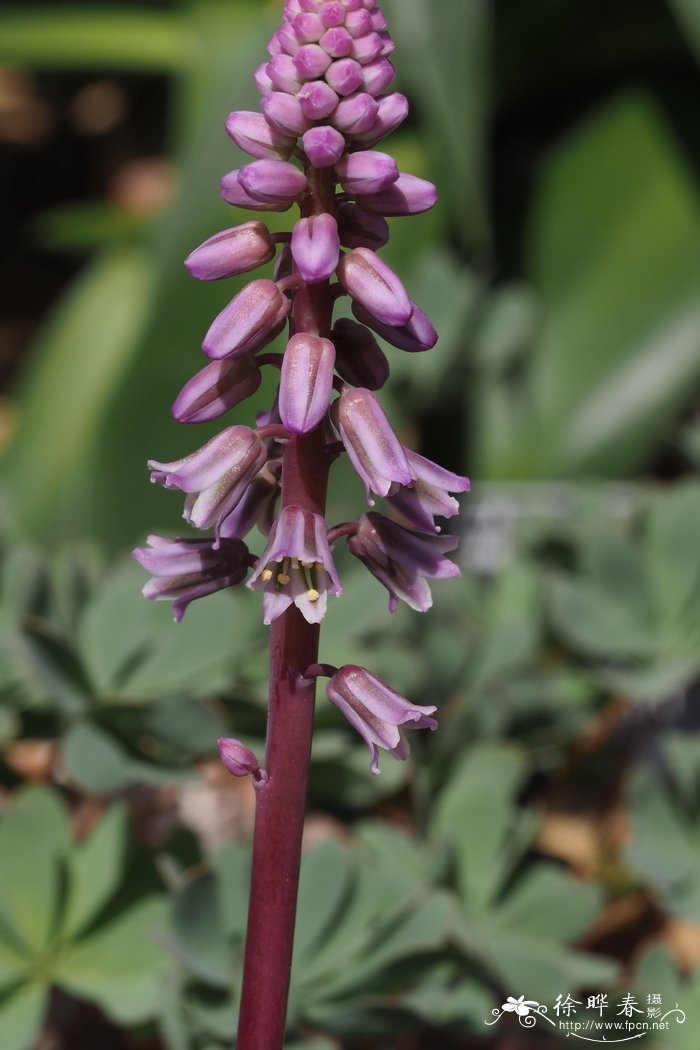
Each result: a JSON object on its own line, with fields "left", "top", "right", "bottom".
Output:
{"left": 133, "top": 1, "right": 470, "bottom": 1047}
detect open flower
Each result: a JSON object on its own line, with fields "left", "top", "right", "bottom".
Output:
{"left": 388, "top": 450, "right": 471, "bottom": 532}
{"left": 326, "top": 664, "right": 437, "bottom": 774}
{"left": 247, "top": 505, "right": 342, "bottom": 624}
{"left": 348, "top": 512, "right": 460, "bottom": 612}
{"left": 148, "top": 426, "right": 267, "bottom": 533}
{"left": 133, "top": 535, "right": 250, "bottom": 622}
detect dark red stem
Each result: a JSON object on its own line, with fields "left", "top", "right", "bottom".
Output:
{"left": 235, "top": 167, "right": 336, "bottom": 1050}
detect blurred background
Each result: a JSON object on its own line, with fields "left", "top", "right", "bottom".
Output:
{"left": 1, "top": 0, "right": 700, "bottom": 1047}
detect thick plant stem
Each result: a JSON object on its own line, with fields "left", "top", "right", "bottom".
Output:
{"left": 235, "top": 169, "right": 335, "bottom": 1050}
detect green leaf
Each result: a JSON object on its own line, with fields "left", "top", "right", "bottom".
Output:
{"left": 0, "top": 982, "right": 48, "bottom": 1050}
{"left": 5, "top": 247, "right": 155, "bottom": 543}
{"left": 59, "top": 897, "right": 168, "bottom": 1024}
{"left": 0, "top": 6, "right": 187, "bottom": 70}
{"left": 0, "top": 788, "right": 70, "bottom": 955}
{"left": 432, "top": 743, "right": 529, "bottom": 910}
{"left": 62, "top": 722, "right": 136, "bottom": 795}
{"left": 645, "top": 483, "right": 700, "bottom": 631}
{"left": 0, "top": 939, "right": 29, "bottom": 993}
{"left": 294, "top": 841, "right": 353, "bottom": 965}
{"left": 62, "top": 805, "right": 128, "bottom": 940}
{"left": 546, "top": 572, "right": 653, "bottom": 659}
{"left": 490, "top": 865, "right": 603, "bottom": 943}
{"left": 168, "top": 874, "right": 231, "bottom": 988}
{"left": 487, "top": 94, "right": 700, "bottom": 477}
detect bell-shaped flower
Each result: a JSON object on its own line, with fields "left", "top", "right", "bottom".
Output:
{"left": 388, "top": 450, "right": 471, "bottom": 532}
{"left": 279, "top": 333, "right": 335, "bottom": 434}
{"left": 148, "top": 426, "right": 267, "bottom": 532}
{"left": 218, "top": 738, "right": 264, "bottom": 779}
{"left": 348, "top": 511, "right": 460, "bottom": 612}
{"left": 247, "top": 505, "right": 342, "bottom": 625}
{"left": 203, "top": 279, "right": 290, "bottom": 360}
{"left": 335, "top": 150, "right": 399, "bottom": 195}
{"left": 337, "top": 247, "right": 412, "bottom": 327}
{"left": 218, "top": 458, "right": 281, "bottom": 542}
{"left": 332, "top": 318, "right": 389, "bottom": 390}
{"left": 353, "top": 299, "right": 437, "bottom": 352}
{"left": 185, "top": 222, "right": 276, "bottom": 281}
{"left": 334, "top": 387, "right": 414, "bottom": 501}
{"left": 326, "top": 664, "right": 437, "bottom": 774}
{"left": 132, "top": 535, "right": 250, "bottom": 622}
{"left": 225, "top": 110, "right": 295, "bottom": 160}
{"left": 172, "top": 357, "right": 262, "bottom": 424}
{"left": 291, "top": 214, "right": 340, "bottom": 283}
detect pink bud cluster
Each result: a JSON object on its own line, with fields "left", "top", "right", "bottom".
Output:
{"left": 134, "top": 0, "right": 470, "bottom": 773}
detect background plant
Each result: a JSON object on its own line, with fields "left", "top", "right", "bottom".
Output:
{"left": 1, "top": 1, "right": 700, "bottom": 1048}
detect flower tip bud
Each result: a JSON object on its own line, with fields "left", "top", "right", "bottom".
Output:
{"left": 218, "top": 737, "right": 262, "bottom": 779}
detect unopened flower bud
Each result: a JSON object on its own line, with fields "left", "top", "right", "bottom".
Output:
{"left": 225, "top": 111, "right": 294, "bottom": 160}
{"left": 218, "top": 738, "right": 263, "bottom": 779}
{"left": 302, "top": 125, "right": 346, "bottom": 168}
{"left": 184, "top": 221, "right": 276, "bottom": 281}
{"left": 357, "top": 173, "right": 437, "bottom": 216}
{"left": 293, "top": 12, "right": 325, "bottom": 44}
{"left": 334, "top": 387, "right": 414, "bottom": 501}
{"left": 352, "top": 92, "right": 409, "bottom": 146}
{"left": 291, "top": 213, "right": 340, "bottom": 283}
{"left": 238, "top": 159, "right": 307, "bottom": 205}
{"left": 332, "top": 318, "right": 389, "bottom": 390}
{"left": 203, "top": 279, "right": 290, "bottom": 360}
{"left": 326, "top": 58, "right": 364, "bottom": 96}
{"left": 172, "top": 357, "right": 262, "bottom": 424}
{"left": 267, "top": 54, "right": 304, "bottom": 94}
{"left": 294, "top": 42, "right": 332, "bottom": 78}
{"left": 333, "top": 92, "right": 379, "bottom": 134}
{"left": 254, "top": 63, "right": 274, "bottom": 97}
{"left": 337, "top": 203, "right": 389, "bottom": 250}
{"left": 221, "top": 170, "right": 294, "bottom": 212}
{"left": 362, "top": 58, "right": 395, "bottom": 95}
{"left": 319, "top": 2, "right": 345, "bottom": 28}
{"left": 353, "top": 299, "right": 438, "bottom": 352}
{"left": 337, "top": 247, "right": 412, "bottom": 326}
{"left": 335, "top": 150, "right": 399, "bottom": 195}
{"left": 298, "top": 81, "right": 339, "bottom": 120}
{"left": 263, "top": 92, "right": 312, "bottom": 136}
{"left": 320, "top": 26, "right": 353, "bottom": 57}
{"left": 279, "top": 333, "right": 336, "bottom": 434}
{"left": 345, "top": 9, "right": 372, "bottom": 37}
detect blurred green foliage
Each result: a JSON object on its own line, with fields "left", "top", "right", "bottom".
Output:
{"left": 1, "top": 0, "right": 700, "bottom": 1048}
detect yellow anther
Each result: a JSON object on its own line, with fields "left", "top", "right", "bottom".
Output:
{"left": 261, "top": 568, "right": 273, "bottom": 582}
{"left": 277, "top": 573, "right": 291, "bottom": 585}
{"left": 306, "top": 588, "right": 321, "bottom": 603}
{"left": 300, "top": 560, "right": 315, "bottom": 569}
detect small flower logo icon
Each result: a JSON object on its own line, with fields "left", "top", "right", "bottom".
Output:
{"left": 502, "top": 995, "right": 540, "bottom": 1017}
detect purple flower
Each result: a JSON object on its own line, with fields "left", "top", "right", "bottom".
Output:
{"left": 262, "top": 92, "right": 312, "bottom": 137}
{"left": 348, "top": 512, "right": 460, "bottom": 613}
{"left": 248, "top": 505, "right": 342, "bottom": 624}
{"left": 291, "top": 213, "right": 340, "bottom": 283}
{"left": 148, "top": 426, "right": 267, "bottom": 532}
{"left": 184, "top": 222, "right": 276, "bottom": 281}
{"left": 332, "top": 318, "right": 389, "bottom": 390}
{"left": 325, "top": 58, "right": 364, "bottom": 96}
{"left": 218, "top": 737, "right": 263, "bottom": 779}
{"left": 336, "top": 247, "right": 412, "bottom": 326}
{"left": 220, "top": 170, "right": 295, "bottom": 213}
{"left": 218, "top": 458, "right": 281, "bottom": 542}
{"left": 298, "top": 81, "right": 339, "bottom": 120}
{"left": 358, "top": 173, "right": 438, "bottom": 216}
{"left": 353, "top": 299, "right": 438, "bottom": 352}
{"left": 203, "top": 279, "right": 290, "bottom": 360}
{"left": 353, "top": 92, "right": 409, "bottom": 147}
{"left": 279, "top": 333, "right": 336, "bottom": 434}
{"left": 225, "top": 110, "right": 294, "bottom": 160}
{"left": 326, "top": 664, "right": 437, "bottom": 774}
{"left": 333, "top": 92, "right": 379, "bottom": 134}
{"left": 335, "top": 150, "right": 399, "bottom": 195}
{"left": 238, "top": 159, "right": 307, "bottom": 205}
{"left": 294, "top": 43, "right": 332, "bottom": 79}
{"left": 133, "top": 535, "right": 250, "bottom": 622}
{"left": 301, "top": 125, "right": 346, "bottom": 168}
{"left": 172, "top": 357, "right": 262, "bottom": 424}
{"left": 334, "top": 387, "right": 414, "bottom": 501}
{"left": 388, "top": 450, "right": 471, "bottom": 532}
{"left": 337, "top": 203, "right": 389, "bottom": 250}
